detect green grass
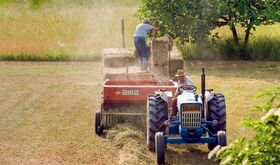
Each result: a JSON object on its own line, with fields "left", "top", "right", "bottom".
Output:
{"left": 0, "top": 61, "right": 279, "bottom": 164}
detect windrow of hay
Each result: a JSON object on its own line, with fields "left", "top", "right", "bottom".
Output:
{"left": 106, "top": 123, "right": 154, "bottom": 165}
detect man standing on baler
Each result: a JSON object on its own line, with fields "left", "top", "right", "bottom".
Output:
{"left": 134, "top": 18, "right": 158, "bottom": 71}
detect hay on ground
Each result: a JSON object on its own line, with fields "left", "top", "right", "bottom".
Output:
{"left": 106, "top": 123, "right": 154, "bottom": 165}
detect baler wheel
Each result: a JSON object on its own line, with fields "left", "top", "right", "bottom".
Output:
{"left": 95, "top": 112, "right": 103, "bottom": 135}
{"left": 147, "top": 94, "right": 168, "bottom": 152}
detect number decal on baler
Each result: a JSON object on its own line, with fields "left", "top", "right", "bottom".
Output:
{"left": 121, "top": 89, "right": 139, "bottom": 96}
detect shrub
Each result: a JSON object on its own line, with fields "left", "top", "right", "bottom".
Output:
{"left": 210, "top": 86, "right": 280, "bottom": 164}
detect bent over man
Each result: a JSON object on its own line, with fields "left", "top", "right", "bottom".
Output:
{"left": 134, "top": 18, "right": 158, "bottom": 71}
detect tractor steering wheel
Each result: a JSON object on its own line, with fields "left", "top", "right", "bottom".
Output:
{"left": 178, "top": 84, "right": 197, "bottom": 92}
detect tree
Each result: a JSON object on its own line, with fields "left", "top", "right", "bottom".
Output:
{"left": 139, "top": 0, "right": 280, "bottom": 45}
{"left": 138, "top": 0, "right": 220, "bottom": 43}
{"left": 218, "top": 0, "right": 280, "bottom": 44}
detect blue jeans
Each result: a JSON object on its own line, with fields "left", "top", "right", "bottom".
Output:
{"left": 134, "top": 37, "right": 148, "bottom": 70}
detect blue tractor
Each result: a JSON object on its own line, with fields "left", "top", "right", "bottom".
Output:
{"left": 146, "top": 68, "right": 227, "bottom": 164}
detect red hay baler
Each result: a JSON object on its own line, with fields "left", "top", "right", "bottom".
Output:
{"left": 95, "top": 72, "right": 177, "bottom": 135}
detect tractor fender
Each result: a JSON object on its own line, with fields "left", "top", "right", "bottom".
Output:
{"left": 205, "top": 91, "right": 214, "bottom": 103}
{"left": 154, "top": 91, "right": 171, "bottom": 102}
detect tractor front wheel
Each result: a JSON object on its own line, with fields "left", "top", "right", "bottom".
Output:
{"left": 155, "top": 132, "right": 165, "bottom": 164}
{"left": 147, "top": 94, "right": 168, "bottom": 152}
{"left": 217, "top": 131, "right": 227, "bottom": 146}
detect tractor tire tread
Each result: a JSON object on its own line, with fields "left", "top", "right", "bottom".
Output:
{"left": 147, "top": 94, "right": 168, "bottom": 152}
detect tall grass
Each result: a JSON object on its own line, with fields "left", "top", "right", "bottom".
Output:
{"left": 0, "top": 0, "right": 140, "bottom": 61}
{"left": 179, "top": 24, "right": 280, "bottom": 61}
{"left": 2, "top": 0, "right": 279, "bottom": 61}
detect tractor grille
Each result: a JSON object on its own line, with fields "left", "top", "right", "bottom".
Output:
{"left": 182, "top": 112, "right": 201, "bottom": 128}
{"left": 181, "top": 104, "right": 201, "bottom": 128}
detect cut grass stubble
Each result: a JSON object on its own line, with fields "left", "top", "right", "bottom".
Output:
{"left": 0, "top": 61, "right": 279, "bottom": 164}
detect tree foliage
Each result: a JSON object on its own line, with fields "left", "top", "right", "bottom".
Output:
{"left": 138, "top": 0, "right": 220, "bottom": 43}
{"left": 218, "top": 0, "right": 280, "bottom": 44}
{"left": 211, "top": 86, "right": 280, "bottom": 164}
{"left": 138, "top": 0, "right": 280, "bottom": 44}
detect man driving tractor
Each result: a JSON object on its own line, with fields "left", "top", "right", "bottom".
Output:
{"left": 172, "top": 69, "right": 195, "bottom": 116}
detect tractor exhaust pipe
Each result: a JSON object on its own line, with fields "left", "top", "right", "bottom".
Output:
{"left": 201, "top": 68, "right": 206, "bottom": 119}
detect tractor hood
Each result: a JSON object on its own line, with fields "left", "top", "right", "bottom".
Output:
{"left": 177, "top": 90, "right": 202, "bottom": 108}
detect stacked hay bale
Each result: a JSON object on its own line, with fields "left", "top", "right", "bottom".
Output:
{"left": 102, "top": 48, "right": 141, "bottom": 79}
{"left": 169, "top": 46, "right": 184, "bottom": 78}
{"left": 151, "top": 39, "right": 170, "bottom": 77}
{"left": 150, "top": 37, "right": 184, "bottom": 78}
{"left": 103, "top": 48, "right": 135, "bottom": 68}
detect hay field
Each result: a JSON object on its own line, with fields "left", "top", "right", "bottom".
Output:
{"left": 0, "top": 1, "right": 139, "bottom": 60}
{"left": 0, "top": 61, "right": 279, "bottom": 164}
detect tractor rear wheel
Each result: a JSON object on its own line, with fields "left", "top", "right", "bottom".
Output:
{"left": 147, "top": 94, "right": 168, "bottom": 152}
{"left": 207, "top": 93, "right": 226, "bottom": 150}
{"left": 155, "top": 132, "right": 165, "bottom": 164}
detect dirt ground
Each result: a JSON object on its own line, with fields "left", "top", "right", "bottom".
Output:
{"left": 0, "top": 61, "right": 279, "bottom": 164}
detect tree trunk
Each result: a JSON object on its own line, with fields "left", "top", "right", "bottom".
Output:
{"left": 228, "top": 15, "right": 239, "bottom": 44}
{"left": 244, "top": 27, "right": 251, "bottom": 44}
{"left": 231, "top": 25, "right": 239, "bottom": 44}
{"left": 244, "top": 17, "right": 254, "bottom": 45}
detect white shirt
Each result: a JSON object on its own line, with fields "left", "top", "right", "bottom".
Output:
{"left": 134, "top": 23, "right": 154, "bottom": 37}
{"left": 178, "top": 76, "right": 194, "bottom": 86}
{"left": 175, "top": 76, "right": 194, "bottom": 97}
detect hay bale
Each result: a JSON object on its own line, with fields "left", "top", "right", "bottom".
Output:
{"left": 169, "top": 57, "right": 184, "bottom": 78}
{"left": 103, "top": 48, "right": 136, "bottom": 68}
{"left": 169, "top": 46, "right": 184, "bottom": 78}
{"left": 151, "top": 39, "right": 170, "bottom": 77}
{"left": 150, "top": 37, "right": 182, "bottom": 78}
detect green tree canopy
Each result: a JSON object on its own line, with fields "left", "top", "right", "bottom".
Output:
{"left": 138, "top": 0, "right": 220, "bottom": 43}
{"left": 139, "top": 0, "right": 280, "bottom": 44}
